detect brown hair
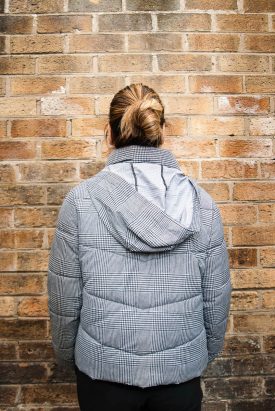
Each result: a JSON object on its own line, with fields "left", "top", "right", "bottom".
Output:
{"left": 104, "top": 83, "right": 166, "bottom": 149}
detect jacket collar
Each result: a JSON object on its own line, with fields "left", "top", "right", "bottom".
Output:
{"left": 106, "top": 144, "right": 183, "bottom": 172}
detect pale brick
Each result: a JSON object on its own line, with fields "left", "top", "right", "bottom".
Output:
{"left": 232, "top": 226, "right": 275, "bottom": 246}
{"left": 37, "top": 15, "right": 93, "bottom": 33}
{"left": 260, "top": 249, "right": 275, "bottom": 268}
{"left": 244, "top": 35, "right": 275, "bottom": 53}
{"left": 11, "top": 119, "right": 66, "bottom": 138}
{"left": 231, "top": 269, "right": 275, "bottom": 289}
{"left": 188, "top": 33, "right": 240, "bottom": 52}
{"left": 218, "top": 204, "right": 257, "bottom": 225}
{"left": 10, "top": 77, "right": 66, "bottom": 96}
{"left": 0, "top": 78, "right": 5, "bottom": 96}
{"left": 15, "top": 207, "right": 59, "bottom": 228}
{"left": 234, "top": 182, "right": 275, "bottom": 201}
{"left": 185, "top": 0, "right": 237, "bottom": 9}
{"left": 38, "top": 55, "right": 92, "bottom": 74}
{"left": 164, "top": 117, "right": 188, "bottom": 136}
{"left": 47, "top": 184, "right": 76, "bottom": 205}
{"left": 176, "top": 160, "right": 199, "bottom": 178}
{"left": 217, "top": 55, "right": 269, "bottom": 73}
{"left": 157, "top": 13, "right": 211, "bottom": 31}
{"left": 260, "top": 161, "right": 275, "bottom": 179}
{"left": 69, "top": 34, "right": 125, "bottom": 53}
{"left": 0, "top": 252, "right": 16, "bottom": 272}
{"left": 10, "top": 35, "right": 64, "bottom": 54}
{"left": 0, "top": 186, "right": 45, "bottom": 206}
{"left": 189, "top": 75, "right": 243, "bottom": 93}
{"left": 17, "top": 251, "right": 49, "bottom": 272}
{"left": 189, "top": 116, "right": 244, "bottom": 136}
{"left": 130, "top": 75, "right": 186, "bottom": 93}
{"left": 128, "top": 34, "right": 182, "bottom": 52}
{"left": 199, "top": 183, "right": 230, "bottom": 201}
{"left": 69, "top": 0, "right": 121, "bottom": 12}
{"left": 41, "top": 139, "right": 97, "bottom": 159}
{"left": 0, "top": 120, "right": 6, "bottom": 137}
{"left": 231, "top": 291, "right": 260, "bottom": 310}
{"left": 0, "top": 98, "right": 36, "bottom": 117}
{"left": 0, "top": 209, "right": 13, "bottom": 228}
{"left": 219, "top": 139, "right": 272, "bottom": 158}
{"left": 216, "top": 14, "right": 268, "bottom": 32}
{"left": 262, "top": 291, "right": 275, "bottom": 309}
{"left": 0, "top": 297, "right": 17, "bottom": 317}
{"left": 18, "top": 296, "right": 48, "bottom": 317}
{"left": 18, "top": 162, "right": 78, "bottom": 183}
{"left": 259, "top": 204, "right": 275, "bottom": 223}
{"left": 243, "top": 0, "right": 275, "bottom": 13}
{"left": 98, "top": 55, "right": 151, "bottom": 73}
{"left": 0, "top": 142, "right": 36, "bottom": 160}
{"left": 249, "top": 118, "right": 275, "bottom": 136}
{"left": 0, "top": 229, "right": 45, "bottom": 249}
{"left": 162, "top": 137, "right": 216, "bottom": 158}
{"left": 70, "top": 76, "right": 124, "bottom": 94}
{"left": 126, "top": 0, "right": 180, "bottom": 11}
{"left": 215, "top": 97, "right": 269, "bottom": 115}
{"left": 72, "top": 117, "right": 107, "bottom": 136}
{"left": 0, "top": 164, "right": 16, "bottom": 183}
{"left": 41, "top": 97, "right": 95, "bottom": 116}
{"left": 234, "top": 314, "right": 275, "bottom": 333}
{"left": 9, "top": 0, "right": 64, "bottom": 13}
{"left": 98, "top": 14, "right": 152, "bottom": 32}
{"left": 162, "top": 96, "right": 213, "bottom": 115}
{"left": 158, "top": 55, "right": 211, "bottom": 72}
{"left": 246, "top": 76, "right": 275, "bottom": 93}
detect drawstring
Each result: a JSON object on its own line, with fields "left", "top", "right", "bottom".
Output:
{"left": 130, "top": 162, "right": 138, "bottom": 191}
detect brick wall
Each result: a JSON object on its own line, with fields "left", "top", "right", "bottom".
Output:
{"left": 0, "top": 0, "right": 275, "bottom": 409}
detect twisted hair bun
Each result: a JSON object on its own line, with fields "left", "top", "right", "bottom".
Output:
{"left": 106, "top": 83, "right": 166, "bottom": 148}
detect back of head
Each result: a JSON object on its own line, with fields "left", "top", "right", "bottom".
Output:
{"left": 105, "top": 83, "right": 166, "bottom": 149}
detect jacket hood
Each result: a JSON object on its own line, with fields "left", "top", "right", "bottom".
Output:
{"left": 87, "top": 145, "right": 201, "bottom": 253}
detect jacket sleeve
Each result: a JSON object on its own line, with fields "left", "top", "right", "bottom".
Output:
{"left": 202, "top": 201, "right": 232, "bottom": 364}
{"left": 47, "top": 188, "right": 82, "bottom": 367}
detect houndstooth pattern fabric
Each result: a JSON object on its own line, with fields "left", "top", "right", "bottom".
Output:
{"left": 48, "top": 144, "right": 232, "bottom": 388}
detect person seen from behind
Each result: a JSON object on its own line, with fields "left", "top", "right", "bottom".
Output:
{"left": 48, "top": 83, "right": 232, "bottom": 411}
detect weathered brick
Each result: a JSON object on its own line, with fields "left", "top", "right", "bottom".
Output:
{"left": 233, "top": 226, "right": 275, "bottom": 246}
{"left": 0, "top": 229, "right": 45, "bottom": 249}
{"left": 41, "top": 139, "right": 97, "bottom": 160}
{"left": 265, "top": 377, "right": 275, "bottom": 396}
{"left": 231, "top": 291, "right": 260, "bottom": 310}
{"left": 262, "top": 291, "right": 275, "bottom": 309}
{"left": 216, "top": 14, "right": 268, "bottom": 32}
{"left": 220, "top": 204, "right": 257, "bottom": 225}
{"left": 0, "top": 274, "right": 45, "bottom": 295}
{"left": 260, "top": 249, "right": 275, "bottom": 268}
{"left": 231, "top": 269, "right": 275, "bottom": 289}
{"left": 229, "top": 248, "right": 257, "bottom": 268}
{"left": 126, "top": 0, "right": 180, "bottom": 10}
{"left": 17, "top": 251, "right": 49, "bottom": 272}
{"left": 217, "top": 55, "right": 269, "bottom": 73}
{"left": 157, "top": 13, "right": 211, "bottom": 31}
{"left": 70, "top": 76, "right": 124, "bottom": 94}
{"left": 177, "top": 160, "right": 199, "bottom": 179}
{"left": 37, "top": 15, "right": 93, "bottom": 33}
{"left": 162, "top": 137, "right": 216, "bottom": 158}
{"left": 0, "top": 319, "right": 47, "bottom": 339}
{"left": 0, "top": 16, "right": 34, "bottom": 34}
{"left": 69, "top": 0, "right": 121, "bottom": 12}
{"left": 229, "top": 399, "right": 275, "bottom": 411}
{"left": 20, "top": 384, "right": 78, "bottom": 405}
{"left": 162, "top": 96, "right": 213, "bottom": 115}
{"left": 72, "top": 117, "right": 107, "bottom": 136}
{"left": 190, "top": 116, "right": 244, "bottom": 136}
{"left": 98, "top": 54, "right": 151, "bottom": 72}
{"left": 260, "top": 161, "right": 275, "bottom": 179}
{"left": 11, "top": 35, "right": 64, "bottom": 54}
{"left": 41, "top": 97, "right": 95, "bottom": 116}
{"left": 0, "top": 386, "right": 18, "bottom": 406}
{"left": 128, "top": 75, "right": 185, "bottom": 93}
{"left": 0, "top": 0, "right": 3, "bottom": 12}
{"left": 234, "top": 314, "right": 274, "bottom": 334}
{"left": 0, "top": 252, "right": 16, "bottom": 272}
{"left": 11, "top": 119, "right": 66, "bottom": 138}
{"left": 188, "top": 33, "right": 240, "bottom": 52}
{"left": 47, "top": 184, "right": 76, "bottom": 205}
{"left": 243, "top": 0, "right": 275, "bottom": 12}
{"left": 244, "top": 35, "right": 275, "bottom": 53}
{"left": 158, "top": 55, "right": 211, "bottom": 72}
{"left": 80, "top": 161, "right": 107, "bottom": 180}
{"left": 0, "top": 35, "right": 6, "bottom": 54}
{"left": 18, "top": 296, "right": 48, "bottom": 317}
{"left": 69, "top": 34, "right": 125, "bottom": 53}
{"left": 186, "top": 0, "right": 237, "bottom": 9}
{"left": 0, "top": 56, "right": 35, "bottom": 74}
{"left": 9, "top": 0, "right": 64, "bottom": 13}
{"left": 19, "top": 341, "right": 54, "bottom": 360}
{"left": 201, "top": 160, "right": 257, "bottom": 180}
{"left": 0, "top": 164, "right": 16, "bottom": 183}
{"left": 233, "top": 182, "right": 275, "bottom": 201}
{"left": 0, "top": 342, "right": 17, "bottom": 361}
{"left": 215, "top": 96, "right": 269, "bottom": 115}
{"left": 249, "top": 117, "right": 275, "bottom": 136}
{"left": 0, "top": 98, "right": 36, "bottom": 117}
{"left": 199, "top": 183, "right": 230, "bottom": 201}
{"left": 259, "top": 204, "right": 275, "bottom": 223}
{"left": 0, "top": 78, "right": 5, "bottom": 96}
{"left": 219, "top": 139, "right": 272, "bottom": 158}
{"left": 263, "top": 336, "right": 275, "bottom": 353}
{"left": 202, "top": 402, "right": 227, "bottom": 411}
{"left": 0, "top": 363, "right": 48, "bottom": 384}
{"left": 203, "top": 357, "right": 232, "bottom": 378}
{"left": 10, "top": 76, "right": 66, "bottom": 96}
{"left": 98, "top": 13, "right": 152, "bottom": 31}
{"left": 246, "top": 76, "right": 275, "bottom": 93}
{"left": 38, "top": 55, "right": 93, "bottom": 74}
{"left": 223, "top": 336, "right": 261, "bottom": 356}
{"left": 15, "top": 207, "right": 58, "bottom": 228}
{"left": 0, "top": 185, "right": 45, "bottom": 206}
{"left": 204, "top": 377, "right": 263, "bottom": 399}
{"left": 128, "top": 33, "right": 182, "bottom": 52}
{"left": 18, "top": 162, "right": 77, "bottom": 183}
{"left": 231, "top": 355, "right": 275, "bottom": 376}
{"left": 189, "top": 75, "right": 242, "bottom": 93}
{"left": 163, "top": 117, "right": 188, "bottom": 136}
{"left": 0, "top": 208, "right": 13, "bottom": 228}
{"left": 0, "top": 297, "right": 17, "bottom": 317}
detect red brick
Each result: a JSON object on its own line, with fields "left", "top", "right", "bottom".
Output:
{"left": 157, "top": 13, "right": 211, "bottom": 31}
{"left": 201, "top": 160, "right": 257, "bottom": 179}
{"left": 0, "top": 319, "right": 47, "bottom": 339}
{"left": 38, "top": 55, "right": 93, "bottom": 74}
{"left": 98, "top": 54, "right": 152, "bottom": 73}
{"left": 185, "top": 0, "right": 237, "bottom": 9}
{"left": 0, "top": 342, "right": 17, "bottom": 361}
{"left": 20, "top": 384, "right": 78, "bottom": 405}
{"left": 158, "top": 54, "right": 211, "bottom": 72}
{"left": 10, "top": 35, "right": 64, "bottom": 54}
{"left": 219, "top": 139, "right": 272, "bottom": 158}
{"left": 41, "top": 139, "right": 97, "bottom": 159}
{"left": 188, "top": 33, "right": 240, "bottom": 52}
{"left": 98, "top": 13, "right": 152, "bottom": 31}
{"left": 128, "top": 33, "right": 182, "bottom": 52}
{"left": 232, "top": 226, "right": 275, "bottom": 246}
{"left": 0, "top": 16, "right": 34, "bottom": 34}
{"left": 0, "top": 363, "right": 48, "bottom": 384}
{"left": 216, "top": 14, "right": 268, "bottom": 32}
{"left": 223, "top": 336, "right": 261, "bottom": 356}
{"left": 0, "top": 386, "right": 18, "bottom": 406}
{"left": 69, "top": 34, "right": 124, "bottom": 53}
{"left": 0, "top": 120, "right": 6, "bottom": 136}
{"left": 37, "top": 15, "right": 93, "bottom": 33}
{"left": 204, "top": 377, "right": 263, "bottom": 399}
{"left": 11, "top": 119, "right": 67, "bottom": 138}
{"left": 189, "top": 75, "right": 243, "bottom": 93}
{"left": 9, "top": 0, "right": 64, "bottom": 13}
{"left": 0, "top": 185, "right": 45, "bottom": 206}
{"left": 18, "top": 296, "right": 48, "bottom": 317}
{"left": 41, "top": 97, "right": 95, "bottom": 116}
{"left": 19, "top": 341, "right": 54, "bottom": 360}
{"left": 246, "top": 76, "right": 275, "bottom": 93}
{"left": 0, "top": 56, "right": 35, "bottom": 74}
{"left": 233, "top": 182, "right": 275, "bottom": 201}
{"left": 189, "top": 116, "right": 244, "bottom": 136}
{"left": 0, "top": 274, "right": 45, "bottom": 295}
{"left": 69, "top": 0, "right": 121, "bottom": 12}
{"left": 70, "top": 76, "right": 124, "bottom": 94}
{"left": 216, "top": 96, "right": 269, "bottom": 115}
{"left": 11, "top": 76, "right": 66, "bottom": 96}
{"left": 1, "top": 141, "right": 36, "bottom": 161}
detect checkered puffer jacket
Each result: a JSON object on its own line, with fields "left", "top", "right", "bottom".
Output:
{"left": 48, "top": 144, "right": 232, "bottom": 388}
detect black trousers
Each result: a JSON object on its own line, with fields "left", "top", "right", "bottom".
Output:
{"left": 75, "top": 366, "right": 203, "bottom": 411}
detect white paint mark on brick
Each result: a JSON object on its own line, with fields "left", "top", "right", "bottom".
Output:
{"left": 51, "top": 86, "right": 66, "bottom": 94}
